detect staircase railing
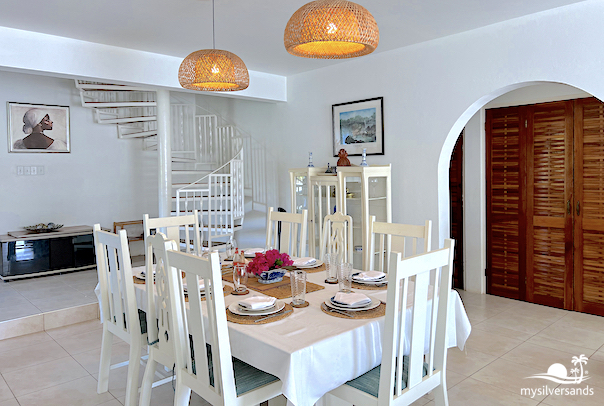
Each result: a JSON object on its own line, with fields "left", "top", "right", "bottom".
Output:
{"left": 176, "top": 149, "right": 244, "bottom": 248}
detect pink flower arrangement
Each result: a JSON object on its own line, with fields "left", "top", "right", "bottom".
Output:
{"left": 246, "top": 249, "right": 293, "bottom": 276}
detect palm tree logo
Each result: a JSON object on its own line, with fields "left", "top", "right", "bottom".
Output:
{"left": 571, "top": 354, "right": 589, "bottom": 383}
{"left": 525, "top": 354, "right": 590, "bottom": 384}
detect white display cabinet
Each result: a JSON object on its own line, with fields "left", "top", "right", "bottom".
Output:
{"left": 289, "top": 165, "right": 391, "bottom": 270}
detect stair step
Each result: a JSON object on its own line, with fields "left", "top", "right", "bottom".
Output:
{"left": 119, "top": 130, "right": 157, "bottom": 138}
{"left": 83, "top": 101, "right": 157, "bottom": 108}
{"left": 98, "top": 116, "right": 157, "bottom": 124}
{"left": 172, "top": 170, "right": 213, "bottom": 176}
{"left": 76, "top": 82, "right": 153, "bottom": 92}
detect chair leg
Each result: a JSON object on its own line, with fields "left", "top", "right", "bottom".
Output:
{"left": 173, "top": 377, "right": 192, "bottom": 406}
{"left": 124, "top": 340, "right": 142, "bottom": 406}
{"left": 139, "top": 349, "right": 158, "bottom": 406}
{"left": 97, "top": 326, "right": 114, "bottom": 394}
{"left": 433, "top": 383, "right": 449, "bottom": 406}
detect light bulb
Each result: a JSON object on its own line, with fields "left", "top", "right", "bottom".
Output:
{"left": 327, "top": 22, "right": 338, "bottom": 34}
{"left": 211, "top": 65, "right": 220, "bottom": 74}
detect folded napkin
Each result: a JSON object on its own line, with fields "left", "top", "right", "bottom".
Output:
{"left": 293, "top": 257, "right": 317, "bottom": 267}
{"left": 353, "top": 270, "right": 386, "bottom": 281}
{"left": 333, "top": 292, "right": 371, "bottom": 307}
{"left": 238, "top": 296, "right": 277, "bottom": 310}
{"left": 182, "top": 279, "right": 205, "bottom": 293}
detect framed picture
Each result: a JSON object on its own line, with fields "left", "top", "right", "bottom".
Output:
{"left": 332, "top": 97, "right": 383, "bottom": 157}
{"left": 7, "top": 102, "right": 70, "bottom": 153}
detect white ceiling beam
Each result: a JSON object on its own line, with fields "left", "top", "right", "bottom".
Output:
{"left": 0, "top": 26, "right": 286, "bottom": 102}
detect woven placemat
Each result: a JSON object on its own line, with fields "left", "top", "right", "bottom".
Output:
{"left": 226, "top": 303, "right": 294, "bottom": 325}
{"left": 320, "top": 302, "right": 386, "bottom": 319}
{"left": 351, "top": 281, "right": 388, "bottom": 291}
{"left": 222, "top": 274, "right": 324, "bottom": 299}
{"left": 133, "top": 276, "right": 149, "bottom": 284}
{"left": 185, "top": 285, "right": 233, "bottom": 302}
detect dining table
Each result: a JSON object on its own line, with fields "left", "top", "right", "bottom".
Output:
{"left": 124, "top": 261, "right": 472, "bottom": 406}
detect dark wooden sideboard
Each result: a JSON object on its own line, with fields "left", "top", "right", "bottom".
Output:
{"left": 0, "top": 225, "right": 96, "bottom": 281}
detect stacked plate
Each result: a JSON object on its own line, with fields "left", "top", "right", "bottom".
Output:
{"left": 228, "top": 299, "right": 285, "bottom": 316}
{"left": 351, "top": 271, "right": 387, "bottom": 286}
{"left": 324, "top": 295, "right": 381, "bottom": 312}
{"left": 293, "top": 257, "right": 324, "bottom": 269}
{"left": 134, "top": 269, "right": 155, "bottom": 280}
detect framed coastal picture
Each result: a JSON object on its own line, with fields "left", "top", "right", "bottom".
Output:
{"left": 332, "top": 97, "right": 383, "bottom": 157}
{"left": 7, "top": 102, "right": 70, "bottom": 153}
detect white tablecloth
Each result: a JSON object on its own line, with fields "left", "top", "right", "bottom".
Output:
{"left": 122, "top": 266, "right": 471, "bottom": 406}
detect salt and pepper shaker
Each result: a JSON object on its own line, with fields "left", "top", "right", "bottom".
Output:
{"left": 360, "top": 148, "right": 368, "bottom": 166}
{"left": 308, "top": 152, "right": 314, "bottom": 167}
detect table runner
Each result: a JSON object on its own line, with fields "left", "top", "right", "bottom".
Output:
{"left": 221, "top": 273, "right": 324, "bottom": 299}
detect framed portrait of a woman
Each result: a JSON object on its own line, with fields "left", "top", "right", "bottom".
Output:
{"left": 7, "top": 102, "right": 70, "bottom": 153}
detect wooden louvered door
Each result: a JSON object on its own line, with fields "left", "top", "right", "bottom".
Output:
{"left": 525, "top": 101, "right": 574, "bottom": 309}
{"left": 487, "top": 97, "right": 604, "bottom": 316}
{"left": 574, "top": 98, "right": 604, "bottom": 316}
{"left": 486, "top": 107, "right": 525, "bottom": 300}
{"left": 450, "top": 132, "right": 464, "bottom": 289}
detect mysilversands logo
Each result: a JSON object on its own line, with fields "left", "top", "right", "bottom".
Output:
{"left": 521, "top": 354, "right": 595, "bottom": 398}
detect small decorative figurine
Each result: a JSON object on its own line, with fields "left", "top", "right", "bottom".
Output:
{"left": 360, "top": 148, "right": 368, "bottom": 166}
{"left": 337, "top": 148, "right": 351, "bottom": 166}
{"left": 308, "top": 152, "right": 314, "bottom": 167}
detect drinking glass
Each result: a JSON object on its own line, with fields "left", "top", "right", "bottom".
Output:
{"left": 225, "top": 240, "right": 235, "bottom": 260}
{"left": 290, "top": 270, "right": 307, "bottom": 306}
{"left": 233, "top": 264, "right": 248, "bottom": 293}
{"left": 324, "top": 253, "right": 338, "bottom": 283}
{"left": 338, "top": 263, "right": 353, "bottom": 292}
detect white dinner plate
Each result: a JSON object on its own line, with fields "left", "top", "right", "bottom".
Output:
{"left": 326, "top": 296, "right": 381, "bottom": 312}
{"left": 352, "top": 272, "right": 386, "bottom": 282}
{"left": 243, "top": 248, "right": 265, "bottom": 258}
{"left": 228, "top": 300, "right": 285, "bottom": 316}
{"left": 295, "top": 259, "right": 324, "bottom": 269}
{"left": 134, "top": 270, "right": 155, "bottom": 280}
{"left": 352, "top": 278, "right": 388, "bottom": 286}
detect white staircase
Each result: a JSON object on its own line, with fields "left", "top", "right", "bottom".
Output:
{"left": 75, "top": 80, "right": 266, "bottom": 248}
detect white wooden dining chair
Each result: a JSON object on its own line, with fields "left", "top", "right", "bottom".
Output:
{"left": 138, "top": 232, "right": 181, "bottom": 406}
{"left": 94, "top": 224, "right": 146, "bottom": 406}
{"left": 329, "top": 239, "right": 455, "bottom": 406}
{"left": 148, "top": 233, "right": 283, "bottom": 406}
{"left": 319, "top": 211, "right": 354, "bottom": 263}
{"left": 143, "top": 211, "right": 202, "bottom": 256}
{"left": 369, "top": 216, "right": 432, "bottom": 273}
{"left": 265, "top": 207, "right": 308, "bottom": 257}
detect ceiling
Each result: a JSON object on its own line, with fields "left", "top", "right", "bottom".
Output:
{"left": 0, "top": 0, "right": 586, "bottom": 77}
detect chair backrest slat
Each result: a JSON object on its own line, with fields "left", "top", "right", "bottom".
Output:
{"left": 319, "top": 212, "right": 354, "bottom": 263}
{"left": 369, "top": 217, "right": 432, "bottom": 272}
{"left": 94, "top": 224, "right": 140, "bottom": 343}
{"left": 143, "top": 211, "right": 201, "bottom": 256}
{"left": 160, "top": 238, "right": 237, "bottom": 406}
{"left": 380, "top": 239, "right": 455, "bottom": 402}
{"left": 265, "top": 207, "right": 308, "bottom": 257}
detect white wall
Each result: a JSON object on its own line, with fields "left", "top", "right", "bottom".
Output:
{"left": 0, "top": 71, "right": 158, "bottom": 235}
{"left": 269, "top": 1, "right": 604, "bottom": 292}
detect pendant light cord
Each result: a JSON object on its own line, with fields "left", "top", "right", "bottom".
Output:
{"left": 212, "top": 0, "right": 216, "bottom": 50}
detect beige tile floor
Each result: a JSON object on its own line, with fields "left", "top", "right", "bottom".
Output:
{"left": 0, "top": 290, "right": 603, "bottom": 406}
{"left": 0, "top": 256, "right": 145, "bottom": 323}
{"left": 0, "top": 270, "right": 99, "bottom": 322}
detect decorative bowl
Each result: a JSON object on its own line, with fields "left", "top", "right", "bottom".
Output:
{"left": 24, "top": 223, "right": 64, "bottom": 233}
{"left": 257, "top": 269, "right": 286, "bottom": 284}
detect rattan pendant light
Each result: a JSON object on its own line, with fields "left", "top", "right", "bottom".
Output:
{"left": 179, "top": 0, "right": 249, "bottom": 91}
{"left": 284, "top": 0, "right": 379, "bottom": 59}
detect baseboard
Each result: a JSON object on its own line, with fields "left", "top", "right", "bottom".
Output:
{"left": 0, "top": 302, "right": 100, "bottom": 341}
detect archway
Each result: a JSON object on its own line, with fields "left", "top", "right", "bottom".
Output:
{"left": 437, "top": 81, "right": 596, "bottom": 294}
